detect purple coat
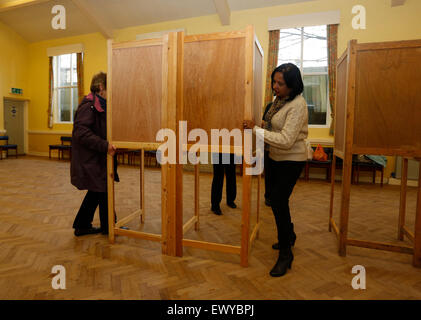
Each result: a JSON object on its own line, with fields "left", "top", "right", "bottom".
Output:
{"left": 71, "top": 93, "right": 109, "bottom": 193}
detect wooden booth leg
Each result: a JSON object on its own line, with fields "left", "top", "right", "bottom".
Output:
{"left": 194, "top": 152, "right": 200, "bottom": 231}
{"left": 107, "top": 153, "right": 115, "bottom": 244}
{"left": 398, "top": 158, "right": 408, "bottom": 241}
{"left": 256, "top": 172, "right": 261, "bottom": 239}
{"left": 329, "top": 155, "right": 337, "bottom": 232}
{"left": 140, "top": 149, "right": 145, "bottom": 224}
{"left": 413, "top": 161, "right": 421, "bottom": 267}
{"left": 240, "top": 161, "right": 252, "bottom": 267}
{"left": 339, "top": 154, "right": 353, "bottom": 256}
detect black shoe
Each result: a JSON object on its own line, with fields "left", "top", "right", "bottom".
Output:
{"left": 270, "top": 247, "right": 293, "bottom": 277}
{"left": 74, "top": 227, "right": 102, "bottom": 236}
{"left": 211, "top": 206, "right": 222, "bottom": 215}
{"left": 227, "top": 202, "right": 237, "bottom": 209}
{"left": 265, "top": 198, "right": 271, "bottom": 207}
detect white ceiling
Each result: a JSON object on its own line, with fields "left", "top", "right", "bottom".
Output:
{"left": 0, "top": 0, "right": 315, "bottom": 42}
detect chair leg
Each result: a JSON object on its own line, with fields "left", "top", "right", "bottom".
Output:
{"left": 381, "top": 167, "right": 384, "bottom": 187}
{"left": 373, "top": 168, "right": 376, "bottom": 184}
{"left": 356, "top": 165, "right": 360, "bottom": 185}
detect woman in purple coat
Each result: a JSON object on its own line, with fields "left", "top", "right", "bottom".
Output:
{"left": 71, "top": 72, "right": 117, "bottom": 236}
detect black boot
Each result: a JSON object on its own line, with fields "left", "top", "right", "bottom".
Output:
{"left": 269, "top": 247, "right": 293, "bottom": 277}
{"left": 272, "top": 223, "right": 296, "bottom": 249}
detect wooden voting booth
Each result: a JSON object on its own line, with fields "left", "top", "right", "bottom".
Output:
{"left": 106, "top": 32, "right": 181, "bottom": 256}
{"left": 107, "top": 26, "right": 263, "bottom": 266}
{"left": 329, "top": 39, "right": 421, "bottom": 267}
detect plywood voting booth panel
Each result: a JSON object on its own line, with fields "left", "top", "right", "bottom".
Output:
{"left": 181, "top": 26, "right": 264, "bottom": 266}
{"left": 111, "top": 44, "right": 162, "bottom": 144}
{"left": 107, "top": 26, "right": 264, "bottom": 266}
{"left": 329, "top": 39, "right": 421, "bottom": 267}
{"left": 183, "top": 37, "right": 246, "bottom": 135}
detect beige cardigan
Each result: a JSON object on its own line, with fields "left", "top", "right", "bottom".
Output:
{"left": 253, "top": 95, "right": 308, "bottom": 162}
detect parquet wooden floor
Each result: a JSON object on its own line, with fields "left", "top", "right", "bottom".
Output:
{"left": 0, "top": 156, "right": 420, "bottom": 300}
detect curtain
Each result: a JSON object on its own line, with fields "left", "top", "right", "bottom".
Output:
{"left": 264, "top": 30, "right": 280, "bottom": 108}
{"left": 303, "top": 74, "right": 329, "bottom": 125}
{"left": 48, "top": 56, "right": 54, "bottom": 128}
{"left": 77, "top": 52, "right": 84, "bottom": 104}
{"left": 327, "top": 24, "right": 338, "bottom": 136}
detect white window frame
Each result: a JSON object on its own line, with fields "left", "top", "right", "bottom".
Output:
{"left": 278, "top": 26, "right": 331, "bottom": 128}
{"left": 269, "top": 11, "right": 340, "bottom": 129}
{"left": 53, "top": 53, "right": 78, "bottom": 124}
{"left": 47, "top": 44, "right": 84, "bottom": 125}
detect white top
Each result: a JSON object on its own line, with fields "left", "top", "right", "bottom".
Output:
{"left": 254, "top": 95, "right": 309, "bottom": 162}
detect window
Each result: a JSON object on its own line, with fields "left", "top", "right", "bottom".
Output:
{"left": 278, "top": 25, "right": 329, "bottom": 126}
{"left": 53, "top": 53, "right": 79, "bottom": 123}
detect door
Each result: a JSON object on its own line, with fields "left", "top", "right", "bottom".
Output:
{"left": 4, "top": 99, "right": 25, "bottom": 155}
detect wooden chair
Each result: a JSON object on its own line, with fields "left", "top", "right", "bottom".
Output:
{"left": 49, "top": 136, "right": 72, "bottom": 160}
{"left": 353, "top": 156, "right": 384, "bottom": 186}
{"left": 116, "top": 148, "right": 132, "bottom": 165}
{"left": 304, "top": 147, "right": 333, "bottom": 181}
{"left": 0, "top": 136, "right": 18, "bottom": 160}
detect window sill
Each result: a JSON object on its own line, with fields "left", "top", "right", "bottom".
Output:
{"left": 54, "top": 121, "right": 74, "bottom": 125}
{"left": 309, "top": 124, "right": 330, "bottom": 129}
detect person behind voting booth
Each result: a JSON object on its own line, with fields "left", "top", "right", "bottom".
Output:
{"left": 210, "top": 153, "right": 238, "bottom": 215}
{"left": 71, "top": 72, "right": 119, "bottom": 236}
{"left": 244, "top": 63, "right": 308, "bottom": 277}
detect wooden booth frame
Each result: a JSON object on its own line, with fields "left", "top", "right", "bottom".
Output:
{"left": 107, "top": 26, "right": 263, "bottom": 267}
{"left": 329, "top": 39, "right": 421, "bottom": 267}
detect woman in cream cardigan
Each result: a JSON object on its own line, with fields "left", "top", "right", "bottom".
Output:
{"left": 244, "top": 63, "right": 308, "bottom": 277}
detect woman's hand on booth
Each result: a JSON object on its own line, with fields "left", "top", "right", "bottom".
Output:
{"left": 243, "top": 120, "right": 255, "bottom": 129}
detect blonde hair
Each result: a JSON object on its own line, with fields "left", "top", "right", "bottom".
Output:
{"left": 90, "top": 72, "right": 107, "bottom": 93}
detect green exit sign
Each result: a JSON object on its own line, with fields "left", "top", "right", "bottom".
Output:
{"left": 11, "top": 88, "right": 23, "bottom": 95}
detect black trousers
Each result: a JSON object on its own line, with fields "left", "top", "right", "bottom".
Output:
{"left": 73, "top": 191, "right": 109, "bottom": 230}
{"left": 268, "top": 158, "right": 305, "bottom": 249}
{"left": 211, "top": 153, "right": 237, "bottom": 208}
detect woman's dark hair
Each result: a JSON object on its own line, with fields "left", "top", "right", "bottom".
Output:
{"left": 271, "top": 63, "right": 303, "bottom": 101}
{"left": 90, "top": 72, "right": 107, "bottom": 93}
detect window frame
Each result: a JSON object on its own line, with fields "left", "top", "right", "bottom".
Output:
{"left": 53, "top": 53, "right": 78, "bottom": 124}
{"left": 278, "top": 25, "right": 331, "bottom": 128}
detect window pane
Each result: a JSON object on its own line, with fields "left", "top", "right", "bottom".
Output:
{"left": 303, "top": 74, "right": 328, "bottom": 125}
{"left": 59, "top": 54, "right": 72, "bottom": 87}
{"left": 303, "top": 25, "right": 328, "bottom": 73}
{"left": 72, "top": 53, "right": 78, "bottom": 86}
{"left": 59, "top": 88, "right": 71, "bottom": 122}
{"left": 278, "top": 28, "right": 302, "bottom": 69}
{"left": 72, "top": 87, "right": 79, "bottom": 120}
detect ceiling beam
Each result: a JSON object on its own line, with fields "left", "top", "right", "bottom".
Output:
{"left": 391, "top": 0, "right": 406, "bottom": 7}
{"left": 213, "top": 0, "right": 231, "bottom": 26}
{"left": 70, "top": 0, "right": 113, "bottom": 39}
{"left": 0, "top": 0, "right": 51, "bottom": 13}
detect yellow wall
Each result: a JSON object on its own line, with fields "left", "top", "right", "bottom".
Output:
{"left": 27, "top": 32, "right": 107, "bottom": 132}
{"left": 6, "top": 0, "right": 421, "bottom": 165}
{"left": 26, "top": 32, "right": 107, "bottom": 152}
{"left": 0, "top": 20, "right": 29, "bottom": 132}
